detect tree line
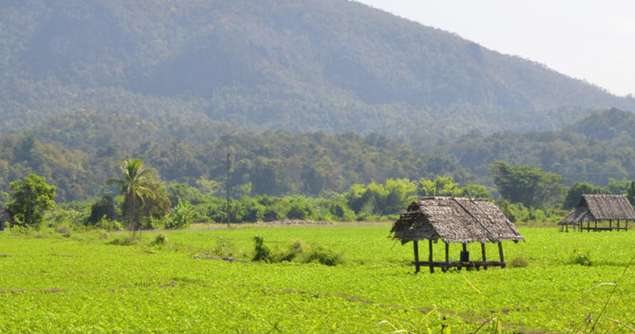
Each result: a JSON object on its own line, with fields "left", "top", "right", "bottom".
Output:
{"left": 4, "top": 156, "right": 635, "bottom": 233}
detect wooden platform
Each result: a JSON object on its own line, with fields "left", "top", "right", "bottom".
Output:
{"left": 573, "top": 220, "right": 628, "bottom": 232}
{"left": 412, "top": 260, "right": 505, "bottom": 272}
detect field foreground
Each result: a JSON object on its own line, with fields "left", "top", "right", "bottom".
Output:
{"left": 1, "top": 225, "right": 635, "bottom": 333}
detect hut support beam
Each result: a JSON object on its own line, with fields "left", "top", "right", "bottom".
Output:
{"left": 498, "top": 242, "right": 505, "bottom": 268}
{"left": 445, "top": 242, "right": 450, "bottom": 272}
{"left": 481, "top": 243, "right": 487, "bottom": 271}
{"left": 413, "top": 240, "right": 420, "bottom": 274}
{"left": 429, "top": 240, "right": 434, "bottom": 274}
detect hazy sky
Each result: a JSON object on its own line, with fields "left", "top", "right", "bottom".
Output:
{"left": 354, "top": 0, "right": 635, "bottom": 97}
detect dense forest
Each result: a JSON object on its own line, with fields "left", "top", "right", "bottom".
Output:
{"left": 1, "top": 108, "right": 634, "bottom": 208}
{"left": 1, "top": 0, "right": 634, "bottom": 146}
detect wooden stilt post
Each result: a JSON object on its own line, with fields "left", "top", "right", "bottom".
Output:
{"left": 445, "top": 242, "right": 450, "bottom": 272}
{"left": 481, "top": 243, "right": 487, "bottom": 270}
{"left": 428, "top": 239, "right": 434, "bottom": 274}
{"left": 413, "top": 240, "right": 420, "bottom": 274}
{"left": 498, "top": 242, "right": 505, "bottom": 268}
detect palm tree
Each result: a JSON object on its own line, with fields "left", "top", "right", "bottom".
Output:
{"left": 106, "top": 158, "right": 155, "bottom": 237}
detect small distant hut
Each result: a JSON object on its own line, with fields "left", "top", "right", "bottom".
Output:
{"left": 0, "top": 206, "right": 16, "bottom": 232}
{"left": 558, "top": 194, "right": 635, "bottom": 232}
{"left": 391, "top": 197, "right": 525, "bottom": 273}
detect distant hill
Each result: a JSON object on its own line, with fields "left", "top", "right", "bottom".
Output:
{"left": 1, "top": 0, "right": 634, "bottom": 144}
{"left": 565, "top": 107, "right": 635, "bottom": 141}
{"left": 445, "top": 108, "right": 635, "bottom": 187}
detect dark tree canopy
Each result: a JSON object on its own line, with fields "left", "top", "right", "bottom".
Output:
{"left": 489, "top": 161, "right": 566, "bottom": 208}
{"left": 86, "top": 195, "right": 118, "bottom": 225}
{"left": 562, "top": 182, "right": 611, "bottom": 210}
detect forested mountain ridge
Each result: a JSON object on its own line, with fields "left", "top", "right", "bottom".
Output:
{"left": 446, "top": 108, "right": 635, "bottom": 187}
{"left": 1, "top": 0, "right": 634, "bottom": 145}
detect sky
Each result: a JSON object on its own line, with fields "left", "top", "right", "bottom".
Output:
{"left": 354, "top": 0, "right": 635, "bottom": 97}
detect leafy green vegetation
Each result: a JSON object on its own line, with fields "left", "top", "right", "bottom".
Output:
{"left": 7, "top": 174, "right": 56, "bottom": 227}
{"left": 1, "top": 225, "right": 634, "bottom": 332}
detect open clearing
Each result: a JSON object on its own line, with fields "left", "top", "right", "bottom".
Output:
{"left": 1, "top": 225, "right": 634, "bottom": 333}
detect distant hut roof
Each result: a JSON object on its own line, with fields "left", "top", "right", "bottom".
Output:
{"left": 391, "top": 197, "right": 524, "bottom": 244}
{"left": 559, "top": 194, "right": 635, "bottom": 225}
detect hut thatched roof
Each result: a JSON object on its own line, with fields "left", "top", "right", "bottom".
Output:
{"left": 559, "top": 194, "right": 635, "bottom": 225}
{"left": 391, "top": 197, "right": 524, "bottom": 244}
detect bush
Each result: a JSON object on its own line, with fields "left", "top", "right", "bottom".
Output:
{"left": 570, "top": 248, "right": 592, "bottom": 266}
{"left": 212, "top": 237, "right": 236, "bottom": 257}
{"left": 107, "top": 237, "right": 139, "bottom": 246}
{"left": 163, "top": 201, "right": 194, "bottom": 229}
{"left": 277, "top": 239, "right": 311, "bottom": 262}
{"left": 55, "top": 225, "right": 71, "bottom": 234}
{"left": 150, "top": 234, "right": 169, "bottom": 247}
{"left": 251, "top": 237, "right": 343, "bottom": 266}
{"left": 86, "top": 195, "right": 118, "bottom": 226}
{"left": 96, "top": 217, "right": 123, "bottom": 232}
{"left": 252, "top": 236, "right": 272, "bottom": 262}
{"left": 300, "top": 246, "right": 344, "bottom": 266}
{"left": 509, "top": 255, "right": 530, "bottom": 268}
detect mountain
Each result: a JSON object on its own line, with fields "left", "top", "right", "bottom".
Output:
{"left": 1, "top": 0, "right": 634, "bottom": 145}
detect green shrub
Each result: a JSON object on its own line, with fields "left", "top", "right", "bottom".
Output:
{"left": 55, "top": 225, "right": 71, "bottom": 234}
{"left": 107, "top": 237, "right": 139, "bottom": 246}
{"left": 570, "top": 248, "right": 592, "bottom": 266}
{"left": 162, "top": 201, "right": 194, "bottom": 229}
{"left": 150, "top": 234, "right": 169, "bottom": 247}
{"left": 96, "top": 217, "right": 123, "bottom": 232}
{"left": 251, "top": 237, "right": 343, "bottom": 266}
{"left": 277, "top": 239, "right": 311, "bottom": 262}
{"left": 509, "top": 255, "right": 530, "bottom": 268}
{"left": 252, "top": 236, "right": 272, "bottom": 262}
{"left": 300, "top": 246, "right": 344, "bottom": 266}
{"left": 212, "top": 237, "right": 236, "bottom": 257}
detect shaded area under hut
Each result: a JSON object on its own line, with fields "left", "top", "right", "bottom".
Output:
{"left": 391, "top": 197, "right": 525, "bottom": 273}
{"left": 558, "top": 194, "right": 635, "bottom": 232}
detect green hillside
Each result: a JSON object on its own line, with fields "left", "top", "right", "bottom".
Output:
{"left": 1, "top": 0, "right": 634, "bottom": 143}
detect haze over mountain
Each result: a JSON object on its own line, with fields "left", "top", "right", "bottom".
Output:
{"left": 1, "top": 0, "right": 634, "bottom": 146}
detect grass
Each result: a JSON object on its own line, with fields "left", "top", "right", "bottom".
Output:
{"left": 0, "top": 225, "right": 635, "bottom": 332}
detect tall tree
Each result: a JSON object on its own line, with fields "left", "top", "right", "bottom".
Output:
{"left": 8, "top": 174, "right": 56, "bottom": 228}
{"left": 627, "top": 181, "right": 635, "bottom": 206}
{"left": 106, "top": 159, "right": 155, "bottom": 236}
{"left": 488, "top": 161, "right": 566, "bottom": 208}
{"left": 562, "top": 182, "right": 609, "bottom": 210}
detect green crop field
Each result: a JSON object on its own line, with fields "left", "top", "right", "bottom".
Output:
{"left": 1, "top": 224, "right": 634, "bottom": 333}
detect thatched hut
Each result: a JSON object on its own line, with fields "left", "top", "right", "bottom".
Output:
{"left": 391, "top": 197, "right": 524, "bottom": 273}
{"left": 558, "top": 194, "right": 635, "bottom": 232}
{"left": 0, "top": 206, "right": 16, "bottom": 231}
